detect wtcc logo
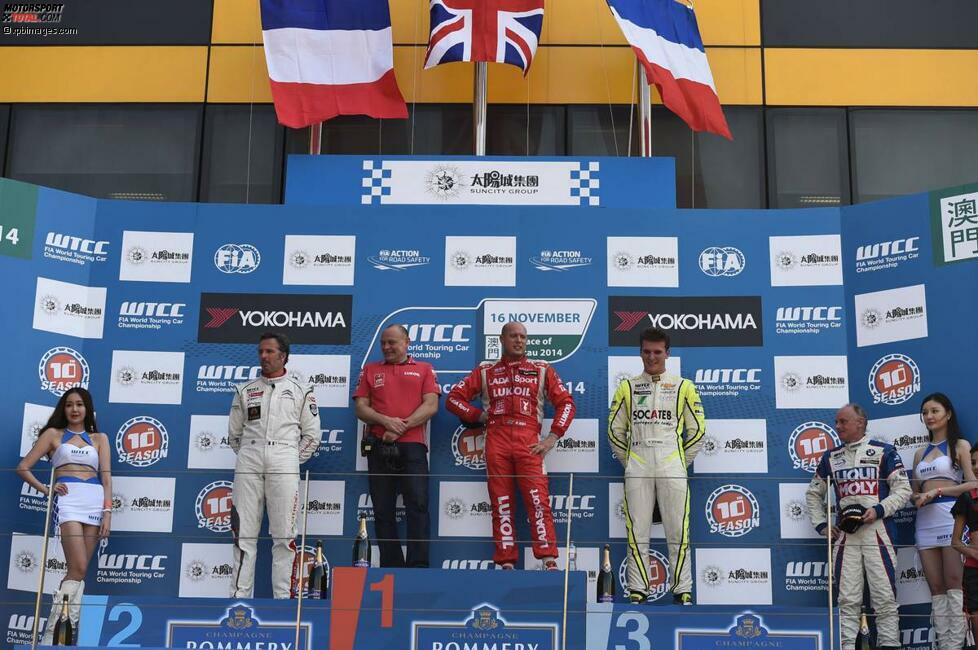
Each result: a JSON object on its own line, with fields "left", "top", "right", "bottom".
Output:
{"left": 776, "top": 306, "right": 842, "bottom": 322}
{"left": 442, "top": 559, "right": 495, "bottom": 570}
{"left": 856, "top": 237, "right": 919, "bottom": 261}
{"left": 705, "top": 485, "right": 760, "bottom": 537}
{"left": 869, "top": 354, "right": 921, "bottom": 405}
{"left": 407, "top": 323, "right": 471, "bottom": 343}
{"left": 214, "top": 244, "right": 260, "bottom": 274}
{"left": 120, "top": 301, "right": 185, "bottom": 318}
{"left": 43, "top": 231, "right": 109, "bottom": 265}
{"left": 694, "top": 368, "right": 760, "bottom": 384}
{"left": 195, "top": 481, "right": 234, "bottom": 532}
{"left": 788, "top": 422, "right": 839, "bottom": 472}
{"left": 38, "top": 346, "right": 90, "bottom": 396}
{"left": 618, "top": 550, "right": 670, "bottom": 601}
{"left": 115, "top": 416, "right": 169, "bottom": 467}
{"left": 450, "top": 425, "right": 486, "bottom": 470}
{"left": 698, "top": 246, "right": 745, "bottom": 277}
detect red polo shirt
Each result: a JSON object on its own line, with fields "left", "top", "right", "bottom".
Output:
{"left": 353, "top": 356, "right": 440, "bottom": 446}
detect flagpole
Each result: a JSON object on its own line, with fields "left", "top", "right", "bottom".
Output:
{"left": 309, "top": 123, "right": 322, "bottom": 155}
{"left": 473, "top": 62, "right": 487, "bottom": 156}
{"left": 637, "top": 67, "right": 652, "bottom": 157}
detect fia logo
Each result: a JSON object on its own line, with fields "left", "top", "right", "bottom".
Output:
{"left": 214, "top": 244, "right": 260, "bottom": 274}
{"left": 699, "top": 247, "right": 745, "bottom": 277}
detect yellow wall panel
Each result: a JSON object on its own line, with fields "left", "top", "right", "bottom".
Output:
{"left": 547, "top": 0, "right": 758, "bottom": 46}
{"left": 0, "top": 47, "right": 207, "bottom": 102}
{"left": 205, "top": 44, "right": 758, "bottom": 105}
{"left": 487, "top": 46, "right": 760, "bottom": 105}
{"left": 708, "top": 47, "right": 762, "bottom": 105}
{"left": 214, "top": 0, "right": 757, "bottom": 46}
{"left": 765, "top": 49, "right": 978, "bottom": 107}
{"left": 212, "top": 0, "right": 262, "bottom": 44}
{"left": 208, "top": 46, "right": 273, "bottom": 103}
{"left": 207, "top": 45, "right": 473, "bottom": 103}
{"left": 489, "top": 46, "right": 635, "bottom": 104}
{"left": 392, "top": 0, "right": 429, "bottom": 45}
{"left": 395, "top": 47, "right": 473, "bottom": 103}
{"left": 695, "top": 0, "right": 760, "bottom": 47}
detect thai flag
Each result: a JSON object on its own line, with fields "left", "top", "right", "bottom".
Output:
{"left": 606, "top": 0, "right": 731, "bottom": 139}
{"left": 260, "top": 0, "right": 407, "bottom": 128}
{"left": 424, "top": 0, "right": 545, "bottom": 75}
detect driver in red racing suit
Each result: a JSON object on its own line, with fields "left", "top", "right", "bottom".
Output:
{"left": 447, "top": 322, "right": 576, "bottom": 569}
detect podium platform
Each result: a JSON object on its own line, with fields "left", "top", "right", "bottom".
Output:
{"left": 10, "top": 568, "right": 833, "bottom": 649}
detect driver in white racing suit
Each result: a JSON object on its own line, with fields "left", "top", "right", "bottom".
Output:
{"left": 228, "top": 332, "right": 321, "bottom": 598}
{"left": 608, "top": 327, "right": 705, "bottom": 605}
{"left": 806, "top": 403, "right": 910, "bottom": 650}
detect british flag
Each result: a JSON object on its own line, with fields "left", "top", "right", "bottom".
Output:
{"left": 424, "top": 0, "right": 545, "bottom": 74}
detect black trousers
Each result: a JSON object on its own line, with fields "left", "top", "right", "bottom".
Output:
{"left": 367, "top": 441, "right": 430, "bottom": 567}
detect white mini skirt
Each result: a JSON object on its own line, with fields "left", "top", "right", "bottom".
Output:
{"left": 55, "top": 476, "right": 104, "bottom": 527}
{"left": 916, "top": 498, "right": 955, "bottom": 549}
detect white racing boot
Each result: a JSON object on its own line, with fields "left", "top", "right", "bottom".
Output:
{"left": 947, "top": 589, "right": 969, "bottom": 650}
{"left": 933, "top": 594, "right": 952, "bottom": 650}
{"left": 39, "top": 579, "right": 81, "bottom": 645}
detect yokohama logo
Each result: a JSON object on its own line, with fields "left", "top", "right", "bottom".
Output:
{"left": 204, "top": 308, "right": 237, "bottom": 328}
{"left": 614, "top": 312, "right": 646, "bottom": 332}
{"left": 608, "top": 296, "right": 763, "bottom": 347}
{"left": 198, "top": 293, "right": 352, "bottom": 344}
{"left": 616, "top": 310, "right": 758, "bottom": 331}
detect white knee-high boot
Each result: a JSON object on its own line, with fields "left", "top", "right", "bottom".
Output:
{"left": 39, "top": 579, "right": 81, "bottom": 645}
{"left": 934, "top": 594, "right": 952, "bottom": 650}
{"left": 947, "top": 589, "right": 969, "bottom": 650}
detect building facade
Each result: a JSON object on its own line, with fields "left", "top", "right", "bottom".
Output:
{"left": 1, "top": 0, "right": 976, "bottom": 207}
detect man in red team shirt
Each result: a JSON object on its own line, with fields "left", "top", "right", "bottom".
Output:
{"left": 447, "top": 321, "right": 576, "bottom": 570}
{"left": 354, "top": 324, "right": 440, "bottom": 567}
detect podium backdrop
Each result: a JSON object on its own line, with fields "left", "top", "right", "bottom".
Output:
{"left": 1, "top": 169, "right": 977, "bottom": 645}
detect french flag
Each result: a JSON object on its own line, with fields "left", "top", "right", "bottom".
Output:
{"left": 261, "top": 0, "right": 407, "bottom": 128}
{"left": 606, "top": 0, "right": 731, "bottom": 139}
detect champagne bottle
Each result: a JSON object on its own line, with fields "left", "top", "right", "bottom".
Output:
{"left": 352, "top": 516, "right": 371, "bottom": 568}
{"left": 308, "top": 540, "right": 329, "bottom": 599}
{"left": 52, "top": 594, "right": 74, "bottom": 646}
{"left": 567, "top": 542, "right": 577, "bottom": 571}
{"left": 597, "top": 544, "right": 615, "bottom": 603}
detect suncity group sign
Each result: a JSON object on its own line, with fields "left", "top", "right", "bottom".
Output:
{"left": 362, "top": 160, "right": 601, "bottom": 206}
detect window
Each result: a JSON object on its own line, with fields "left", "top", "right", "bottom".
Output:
{"left": 651, "top": 106, "right": 765, "bottom": 208}
{"left": 200, "top": 105, "right": 284, "bottom": 204}
{"left": 850, "top": 110, "right": 978, "bottom": 203}
{"left": 317, "top": 105, "right": 473, "bottom": 155}
{"left": 487, "top": 105, "right": 566, "bottom": 155}
{"left": 7, "top": 105, "right": 201, "bottom": 201}
{"left": 762, "top": 0, "right": 978, "bottom": 48}
{"left": 567, "top": 105, "right": 639, "bottom": 157}
{"left": 767, "top": 108, "right": 850, "bottom": 208}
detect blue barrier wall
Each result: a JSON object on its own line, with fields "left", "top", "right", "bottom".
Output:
{"left": 2, "top": 175, "right": 977, "bottom": 649}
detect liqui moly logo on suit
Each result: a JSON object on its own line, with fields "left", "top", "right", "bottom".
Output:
{"left": 832, "top": 466, "right": 878, "bottom": 497}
